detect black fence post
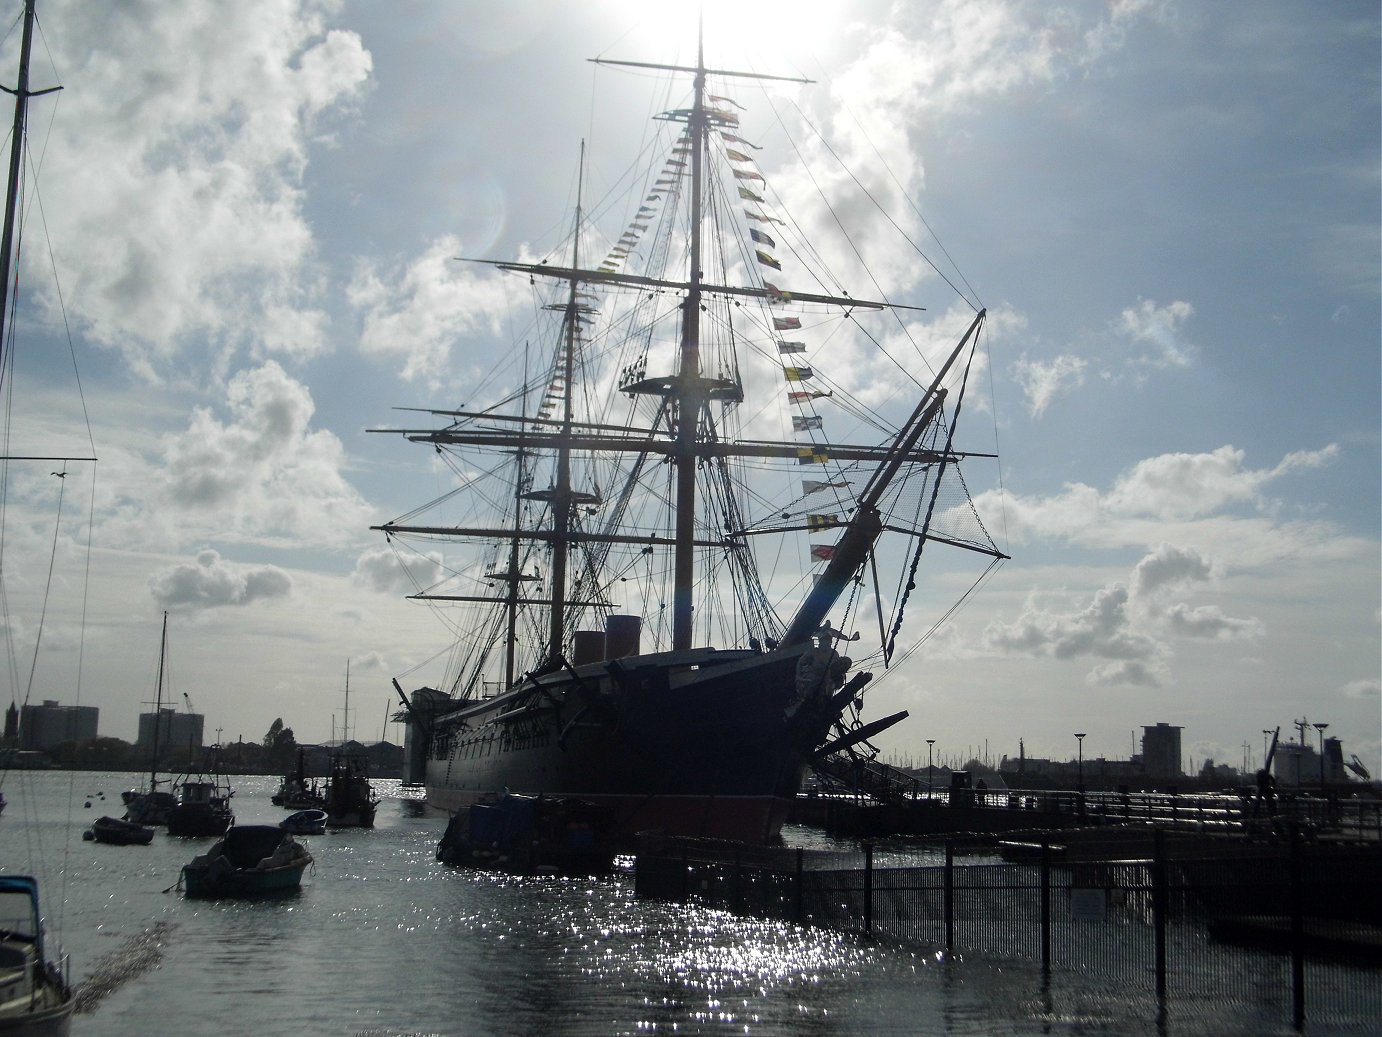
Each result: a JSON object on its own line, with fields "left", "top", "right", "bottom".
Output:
{"left": 1290, "top": 823, "right": 1305, "bottom": 1030}
{"left": 945, "top": 839, "right": 955, "bottom": 953}
{"left": 863, "top": 843, "right": 874, "bottom": 936}
{"left": 795, "top": 847, "right": 804, "bottom": 924}
{"left": 1152, "top": 828, "right": 1167, "bottom": 1004}
{"left": 1040, "top": 837, "right": 1051, "bottom": 975}
{"left": 733, "top": 847, "right": 743, "bottom": 915}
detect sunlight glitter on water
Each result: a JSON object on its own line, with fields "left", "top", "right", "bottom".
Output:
{"left": 7, "top": 772, "right": 1374, "bottom": 1036}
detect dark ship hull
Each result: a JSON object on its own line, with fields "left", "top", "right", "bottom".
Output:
{"left": 412, "top": 640, "right": 845, "bottom": 844}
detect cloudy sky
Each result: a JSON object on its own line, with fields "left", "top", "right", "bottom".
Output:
{"left": 3, "top": 0, "right": 1377, "bottom": 777}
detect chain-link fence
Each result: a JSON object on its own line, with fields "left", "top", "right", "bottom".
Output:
{"left": 635, "top": 828, "right": 1381, "bottom": 1030}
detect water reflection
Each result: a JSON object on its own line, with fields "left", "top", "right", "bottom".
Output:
{"left": 6, "top": 771, "right": 1340, "bottom": 1036}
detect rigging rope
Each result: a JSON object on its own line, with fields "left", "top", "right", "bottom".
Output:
{"left": 885, "top": 340, "right": 977, "bottom": 662}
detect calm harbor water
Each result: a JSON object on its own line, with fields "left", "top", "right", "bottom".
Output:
{"left": 0, "top": 769, "right": 1365, "bottom": 1035}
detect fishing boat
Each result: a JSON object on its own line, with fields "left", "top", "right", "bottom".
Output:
{"left": 272, "top": 749, "right": 324, "bottom": 810}
{"left": 0, "top": 876, "right": 73, "bottom": 1036}
{"left": 382, "top": 35, "right": 1006, "bottom": 845}
{"left": 322, "top": 750, "right": 378, "bottom": 828}
{"left": 166, "top": 751, "right": 234, "bottom": 837}
{"left": 280, "top": 809, "right": 327, "bottom": 836}
{"left": 122, "top": 614, "right": 176, "bottom": 826}
{"left": 180, "top": 826, "right": 312, "bottom": 898}
{"left": 86, "top": 816, "right": 154, "bottom": 846}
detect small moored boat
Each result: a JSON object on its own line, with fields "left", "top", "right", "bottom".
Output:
{"left": 272, "top": 749, "right": 325, "bottom": 810}
{"left": 0, "top": 875, "right": 74, "bottom": 1036}
{"left": 181, "top": 826, "right": 313, "bottom": 898}
{"left": 280, "top": 809, "right": 327, "bottom": 836}
{"left": 167, "top": 752, "right": 235, "bottom": 838}
{"left": 123, "top": 614, "right": 176, "bottom": 827}
{"left": 87, "top": 816, "right": 154, "bottom": 846}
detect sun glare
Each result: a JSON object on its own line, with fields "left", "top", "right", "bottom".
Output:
{"left": 596, "top": 0, "right": 861, "bottom": 79}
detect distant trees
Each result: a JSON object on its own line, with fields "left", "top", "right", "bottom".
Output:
{"left": 263, "top": 718, "right": 298, "bottom": 773}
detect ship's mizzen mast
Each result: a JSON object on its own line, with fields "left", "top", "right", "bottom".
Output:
{"left": 495, "top": 378, "right": 533, "bottom": 690}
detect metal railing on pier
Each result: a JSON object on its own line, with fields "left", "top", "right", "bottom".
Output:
{"left": 801, "top": 778, "right": 1382, "bottom": 841}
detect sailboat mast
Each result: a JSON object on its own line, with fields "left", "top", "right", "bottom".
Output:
{"left": 149, "top": 611, "right": 167, "bottom": 786}
{"left": 343, "top": 660, "right": 350, "bottom": 744}
{"left": 671, "top": 36, "right": 709, "bottom": 652}
{"left": 0, "top": 0, "right": 35, "bottom": 366}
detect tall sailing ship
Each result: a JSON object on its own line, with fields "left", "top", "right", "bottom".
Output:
{"left": 381, "top": 39, "right": 1006, "bottom": 844}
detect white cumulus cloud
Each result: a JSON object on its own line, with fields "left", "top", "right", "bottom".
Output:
{"left": 156, "top": 361, "right": 374, "bottom": 549}
{"left": 36, "top": 0, "right": 373, "bottom": 376}
{"left": 985, "top": 540, "right": 1262, "bottom": 686}
{"left": 352, "top": 544, "right": 444, "bottom": 596}
{"left": 149, "top": 549, "right": 293, "bottom": 609}
{"left": 350, "top": 235, "right": 518, "bottom": 386}
{"left": 1011, "top": 352, "right": 1087, "bottom": 417}
{"left": 1117, "top": 298, "right": 1195, "bottom": 370}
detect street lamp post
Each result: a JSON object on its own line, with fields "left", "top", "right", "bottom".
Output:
{"left": 1074, "top": 732, "right": 1087, "bottom": 818}
{"left": 1313, "top": 722, "right": 1329, "bottom": 793}
{"left": 926, "top": 739, "right": 935, "bottom": 802}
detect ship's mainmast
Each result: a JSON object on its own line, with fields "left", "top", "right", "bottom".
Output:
{"left": 593, "top": 43, "right": 810, "bottom": 651}
{"left": 670, "top": 40, "right": 708, "bottom": 651}
{"left": 538, "top": 147, "right": 587, "bottom": 663}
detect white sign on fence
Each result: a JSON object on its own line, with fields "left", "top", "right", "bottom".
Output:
{"left": 1070, "top": 887, "right": 1107, "bottom": 921}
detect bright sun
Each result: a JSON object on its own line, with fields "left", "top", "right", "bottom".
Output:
{"left": 596, "top": 0, "right": 858, "bottom": 78}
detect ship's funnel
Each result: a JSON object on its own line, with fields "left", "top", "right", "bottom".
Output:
{"left": 572, "top": 631, "right": 606, "bottom": 666}
{"left": 605, "top": 615, "right": 641, "bottom": 659}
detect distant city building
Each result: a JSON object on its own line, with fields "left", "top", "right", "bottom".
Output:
{"left": 19, "top": 699, "right": 99, "bottom": 751}
{"left": 136, "top": 708, "right": 204, "bottom": 753}
{"left": 1273, "top": 737, "right": 1347, "bottom": 786}
{"left": 1141, "top": 723, "right": 1183, "bottom": 779}
{"left": 1198, "top": 758, "right": 1240, "bottom": 784}
{"left": 999, "top": 752, "right": 1143, "bottom": 787}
